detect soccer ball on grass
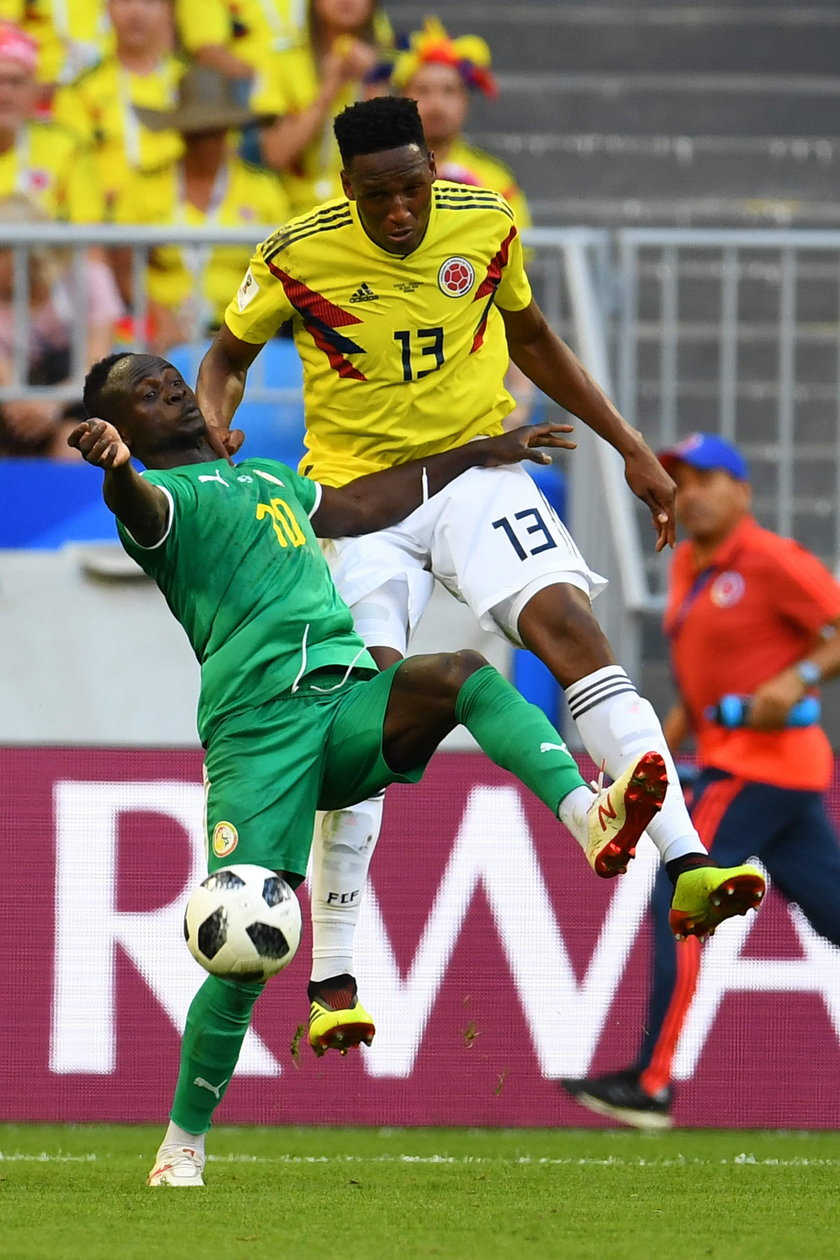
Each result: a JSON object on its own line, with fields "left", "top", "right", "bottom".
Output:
{"left": 184, "top": 864, "right": 302, "bottom": 981}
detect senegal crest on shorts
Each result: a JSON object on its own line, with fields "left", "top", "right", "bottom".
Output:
{"left": 438, "top": 256, "right": 475, "bottom": 297}
{"left": 212, "top": 821, "right": 239, "bottom": 858}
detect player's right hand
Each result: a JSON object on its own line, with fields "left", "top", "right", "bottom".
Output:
{"left": 478, "top": 420, "right": 576, "bottom": 467}
{"left": 67, "top": 418, "right": 131, "bottom": 469}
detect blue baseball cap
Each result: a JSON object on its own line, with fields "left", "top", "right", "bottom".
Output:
{"left": 658, "top": 433, "right": 749, "bottom": 481}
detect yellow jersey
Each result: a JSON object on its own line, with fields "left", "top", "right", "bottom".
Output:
{"left": 53, "top": 54, "right": 186, "bottom": 206}
{"left": 175, "top": 0, "right": 303, "bottom": 72}
{"left": 435, "top": 138, "right": 531, "bottom": 234}
{"left": 11, "top": 0, "right": 109, "bottom": 85}
{"left": 224, "top": 181, "right": 532, "bottom": 486}
{"left": 175, "top": 0, "right": 392, "bottom": 76}
{"left": 0, "top": 119, "right": 104, "bottom": 220}
{"left": 113, "top": 153, "right": 291, "bottom": 326}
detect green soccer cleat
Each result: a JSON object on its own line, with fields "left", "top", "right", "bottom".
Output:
{"left": 669, "top": 864, "right": 766, "bottom": 941}
{"left": 585, "top": 751, "right": 668, "bottom": 877}
{"left": 308, "top": 994, "right": 376, "bottom": 1058}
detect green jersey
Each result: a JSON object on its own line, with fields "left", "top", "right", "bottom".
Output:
{"left": 117, "top": 457, "right": 376, "bottom": 743}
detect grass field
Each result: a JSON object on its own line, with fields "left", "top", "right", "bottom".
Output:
{"left": 2, "top": 1125, "right": 838, "bottom": 1259}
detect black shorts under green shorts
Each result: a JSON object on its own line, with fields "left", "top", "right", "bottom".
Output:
{"left": 203, "top": 664, "right": 426, "bottom": 880}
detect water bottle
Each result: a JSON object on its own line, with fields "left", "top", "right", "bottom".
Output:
{"left": 706, "top": 694, "right": 821, "bottom": 729}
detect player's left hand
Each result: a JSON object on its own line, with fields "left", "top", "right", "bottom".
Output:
{"left": 67, "top": 418, "right": 131, "bottom": 468}
{"left": 623, "top": 444, "right": 676, "bottom": 550}
{"left": 478, "top": 421, "right": 576, "bottom": 467}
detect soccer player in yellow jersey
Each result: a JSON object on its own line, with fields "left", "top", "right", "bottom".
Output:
{"left": 197, "top": 97, "right": 764, "bottom": 1053}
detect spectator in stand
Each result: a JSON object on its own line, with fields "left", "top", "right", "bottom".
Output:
{"left": 254, "top": 0, "right": 394, "bottom": 215}
{"left": 391, "top": 17, "right": 531, "bottom": 230}
{"left": 52, "top": 0, "right": 184, "bottom": 214}
{"left": 8, "top": 0, "right": 109, "bottom": 106}
{"left": 392, "top": 17, "right": 535, "bottom": 422}
{"left": 111, "top": 65, "right": 289, "bottom": 347}
{"left": 0, "top": 21, "right": 105, "bottom": 222}
{"left": 174, "top": 0, "right": 304, "bottom": 95}
{"left": 561, "top": 434, "right": 840, "bottom": 1129}
{"left": 174, "top": 0, "right": 392, "bottom": 100}
{"left": 0, "top": 193, "right": 123, "bottom": 458}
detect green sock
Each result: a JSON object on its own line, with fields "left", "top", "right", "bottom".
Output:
{"left": 170, "top": 974, "right": 264, "bottom": 1135}
{"left": 455, "top": 665, "right": 587, "bottom": 814}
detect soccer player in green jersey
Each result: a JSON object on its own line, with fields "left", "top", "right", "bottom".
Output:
{"left": 196, "top": 95, "right": 766, "bottom": 1056}
{"left": 70, "top": 350, "right": 673, "bottom": 1186}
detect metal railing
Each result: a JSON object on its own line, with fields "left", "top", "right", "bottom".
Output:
{"left": 615, "top": 228, "right": 840, "bottom": 581}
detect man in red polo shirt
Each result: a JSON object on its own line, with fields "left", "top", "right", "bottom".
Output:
{"left": 561, "top": 433, "right": 840, "bottom": 1127}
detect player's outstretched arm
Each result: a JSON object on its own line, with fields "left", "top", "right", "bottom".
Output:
{"left": 311, "top": 421, "right": 575, "bottom": 539}
{"left": 501, "top": 300, "right": 676, "bottom": 550}
{"left": 196, "top": 323, "right": 261, "bottom": 455}
{"left": 67, "top": 419, "right": 170, "bottom": 547}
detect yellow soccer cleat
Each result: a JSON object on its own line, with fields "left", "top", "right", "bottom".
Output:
{"left": 308, "top": 994, "right": 376, "bottom": 1058}
{"left": 669, "top": 864, "right": 766, "bottom": 941}
{"left": 585, "top": 751, "right": 668, "bottom": 877}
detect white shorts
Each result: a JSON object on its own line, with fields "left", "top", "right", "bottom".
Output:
{"left": 322, "top": 464, "right": 607, "bottom": 652}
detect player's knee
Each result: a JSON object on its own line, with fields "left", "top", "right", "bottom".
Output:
{"left": 443, "top": 649, "right": 490, "bottom": 691}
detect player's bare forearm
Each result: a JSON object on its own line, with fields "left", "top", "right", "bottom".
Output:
{"left": 311, "top": 421, "right": 576, "bottom": 538}
{"left": 67, "top": 419, "right": 169, "bottom": 546}
{"left": 196, "top": 326, "right": 257, "bottom": 431}
{"left": 501, "top": 301, "right": 676, "bottom": 549}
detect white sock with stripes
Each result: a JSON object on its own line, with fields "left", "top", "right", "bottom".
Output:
{"left": 565, "top": 665, "right": 706, "bottom": 863}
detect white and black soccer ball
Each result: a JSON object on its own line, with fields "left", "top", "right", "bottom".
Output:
{"left": 184, "top": 864, "right": 302, "bottom": 982}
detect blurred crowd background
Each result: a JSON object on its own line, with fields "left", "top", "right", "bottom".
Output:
{"left": 0, "top": 0, "right": 533, "bottom": 457}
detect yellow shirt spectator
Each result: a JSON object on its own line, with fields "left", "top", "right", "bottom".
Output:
{"left": 0, "top": 117, "right": 104, "bottom": 220}
{"left": 251, "top": 42, "right": 358, "bottom": 213}
{"left": 435, "top": 139, "right": 531, "bottom": 235}
{"left": 175, "top": 0, "right": 304, "bottom": 74}
{"left": 53, "top": 53, "right": 185, "bottom": 206}
{"left": 7, "top": 0, "right": 109, "bottom": 87}
{"left": 175, "top": 0, "right": 391, "bottom": 78}
{"left": 253, "top": 2, "right": 394, "bottom": 216}
{"left": 114, "top": 153, "right": 290, "bottom": 326}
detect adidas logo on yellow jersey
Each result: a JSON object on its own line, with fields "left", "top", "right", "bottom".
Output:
{"left": 349, "top": 282, "right": 378, "bottom": 303}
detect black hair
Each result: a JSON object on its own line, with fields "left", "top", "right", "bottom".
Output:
{"left": 83, "top": 352, "right": 132, "bottom": 419}
{"left": 334, "top": 96, "right": 427, "bottom": 166}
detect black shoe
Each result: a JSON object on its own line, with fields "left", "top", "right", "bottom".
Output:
{"left": 560, "top": 1069, "right": 673, "bottom": 1130}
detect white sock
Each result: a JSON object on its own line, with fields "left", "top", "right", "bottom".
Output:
{"left": 161, "top": 1121, "right": 205, "bottom": 1156}
{"left": 309, "top": 792, "right": 385, "bottom": 984}
{"left": 565, "top": 666, "right": 706, "bottom": 864}
{"left": 557, "top": 784, "right": 597, "bottom": 851}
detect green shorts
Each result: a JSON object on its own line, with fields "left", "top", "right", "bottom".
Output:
{"left": 203, "top": 664, "right": 426, "bottom": 879}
